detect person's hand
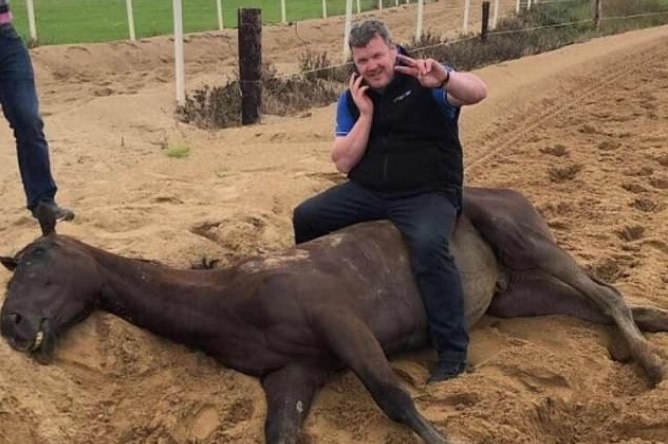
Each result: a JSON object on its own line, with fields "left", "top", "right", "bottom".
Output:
{"left": 349, "top": 73, "right": 373, "bottom": 116}
{"left": 394, "top": 54, "right": 448, "bottom": 89}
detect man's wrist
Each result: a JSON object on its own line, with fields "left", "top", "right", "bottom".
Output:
{"left": 439, "top": 70, "right": 451, "bottom": 89}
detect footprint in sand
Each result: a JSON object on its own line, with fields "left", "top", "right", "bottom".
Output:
{"left": 539, "top": 144, "right": 569, "bottom": 157}
{"left": 547, "top": 164, "right": 582, "bottom": 184}
{"left": 597, "top": 139, "right": 621, "bottom": 151}
{"left": 91, "top": 86, "right": 114, "bottom": 97}
{"left": 441, "top": 392, "right": 481, "bottom": 409}
{"left": 578, "top": 124, "right": 598, "bottom": 135}
{"left": 621, "top": 182, "right": 647, "bottom": 194}
{"left": 588, "top": 257, "right": 631, "bottom": 283}
{"left": 623, "top": 166, "right": 653, "bottom": 177}
{"left": 649, "top": 176, "right": 668, "bottom": 190}
{"left": 615, "top": 225, "right": 645, "bottom": 242}
{"left": 631, "top": 197, "right": 660, "bottom": 213}
{"left": 656, "top": 154, "right": 668, "bottom": 167}
{"left": 186, "top": 404, "right": 223, "bottom": 441}
{"left": 516, "top": 370, "right": 571, "bottom": 396}
{"left": 643, "top": 239, "right": 668, "bottom": 256}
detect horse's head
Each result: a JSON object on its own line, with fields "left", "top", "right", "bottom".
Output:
{"left": 0, "top": 206, "right": 101, "bottom": 364}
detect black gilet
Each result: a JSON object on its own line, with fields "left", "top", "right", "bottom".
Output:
{"left": 346, "top": 73, "right": 463, "bottom": 198}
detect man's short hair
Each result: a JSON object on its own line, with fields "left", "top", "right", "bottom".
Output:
{"left": 349, "top": 19, "right": 393, "bottom": 48}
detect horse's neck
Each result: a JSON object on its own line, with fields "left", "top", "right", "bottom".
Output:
{"left": 91, "top": 247, "right": 231, "bottom": 340}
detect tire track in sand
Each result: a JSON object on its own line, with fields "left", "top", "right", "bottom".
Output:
{"left": 465, "top": 37, "right": 668, "bottom": 179}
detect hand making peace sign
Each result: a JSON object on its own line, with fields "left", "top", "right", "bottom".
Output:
{"left": 394, "top": 54, "right": 449, "bottom": 89}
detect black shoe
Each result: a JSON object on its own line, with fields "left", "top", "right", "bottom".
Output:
{"left": 31, "top": 201, "right": 75, "bottom": 222}
{"left": 427, "top": 360, "right": 468, "bottom": 384}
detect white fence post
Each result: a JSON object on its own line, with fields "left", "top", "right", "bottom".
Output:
{"left": 416, "top": 0, "right": 424, "bottom": 42}
{"left": 280, "top": 0, "right": 287, "bottom": 23}
{"left": 528, "top": 0, "right": 532, "bottom": 10}
{"left": 463, "top": 0, "right": 471, "bottom": 34}
{"left": 322, "top": 0, "right": 328, "bottom": 18}
{"left": 492, "top": 0, "right": 500, "bottom": 29}
{"left": 125, "top": 0, "right": 136, "bottom": 41}
{"left": 378, "top": 0, "right": 383, "bottom": 10}
{"left": 516, "top": 0, "right": 521, "bottom": 14}
{"left": 356, "top": 0, "right": 361, "bottom": 14}
{"left": 172, "top": 0, "right": 185, "bottom": 106}
{"left": 343, "top": 0, "right": 353, "bottom": 62}
{"left": 216, "top": 0, "right": 224, "bottom": 30}
{"left": 25, "top": 0, "right": 37, "bottom": 42}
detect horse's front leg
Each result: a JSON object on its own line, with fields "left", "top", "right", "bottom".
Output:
{"left": 261, "top": 364, "right": 329, "bottom": 444}
{"left": 314, "top": 311, "right": 457, "bottom": 444}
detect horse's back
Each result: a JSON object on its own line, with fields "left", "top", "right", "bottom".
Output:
{"left": 297, "top": 218, "right": 499, "bottom": 346}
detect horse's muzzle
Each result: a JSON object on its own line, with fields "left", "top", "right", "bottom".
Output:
{"left": 1, "top": 312, "right": 55, "bottom": 363}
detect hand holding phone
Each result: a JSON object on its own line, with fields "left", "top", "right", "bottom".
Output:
{"left": 349, "top": 73, "right": 373, "bottom": 116}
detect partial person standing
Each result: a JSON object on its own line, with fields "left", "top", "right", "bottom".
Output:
{"left": 0, "top": 1, "right": 74, "bottom": 221}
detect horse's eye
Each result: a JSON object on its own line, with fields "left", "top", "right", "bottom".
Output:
{"left": 31, "top": 247, "right": 46, "bottom": 257}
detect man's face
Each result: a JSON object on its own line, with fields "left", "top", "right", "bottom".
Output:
{"left": 352, "top": 35, "right": 397, "bottom": 89}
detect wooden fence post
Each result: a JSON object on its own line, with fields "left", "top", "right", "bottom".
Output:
{"left": 481, "top": 1, "right": 490, "bottom": 42}
{"left": 238, "top": 9, "right": 262, "bottom": 125}
{"left": 593, "top": 0, "right": 602, "bottom": 30}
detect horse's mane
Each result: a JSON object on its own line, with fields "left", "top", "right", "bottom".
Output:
{"left": 10, "top": 234, "right": 219, "bottom": 272}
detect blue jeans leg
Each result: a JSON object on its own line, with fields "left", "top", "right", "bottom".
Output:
{"left": 292, "top": 181, "right": 387, "bottom": 244}
{"left": 0, "top": 27, "right": 57, "bottom": 210}
{"left": 388, "top": 192, "right": 469, "bottom": 363}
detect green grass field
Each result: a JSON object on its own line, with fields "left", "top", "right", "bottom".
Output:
{"left": 9, "top": 0, "right": 388, "bottom": 45}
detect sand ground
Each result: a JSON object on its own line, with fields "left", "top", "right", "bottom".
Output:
{"left": 1, "top": 2, "right": 667, "bottom": 443}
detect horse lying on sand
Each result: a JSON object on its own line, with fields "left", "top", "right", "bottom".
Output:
{"left": 2, "top": 187, "right": 667, "bottom": 444}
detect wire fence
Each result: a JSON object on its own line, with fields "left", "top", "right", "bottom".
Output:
{"left": 175, "top": 1, "right": 668, "bottom": 128}
{"left": 11, "top": 0, "right": 440, "bottom": 45}
{"left": 276, "top": 6, "right": 668, "bottom": 82}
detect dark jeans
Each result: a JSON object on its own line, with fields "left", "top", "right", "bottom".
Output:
{"left": 0, "top": 24, "right": 57, "bottom": 210}
{"left": 293, "top": 181, "right": 468, "bottom": 363}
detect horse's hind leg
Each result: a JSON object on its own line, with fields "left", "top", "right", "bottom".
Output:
{"left": 468, "top": 189, "right": 666, "bottom": 384}
{"left": 539, "top": 249, "right": 664, "bottom": 384}
{"left": 488, "top": 272, "right": 668, "bottom": 364}
{"left": 489, "top": 271, "right": 668, "bottom": 334}
{"left": 315, "top": 312, "right": 454, "bottom": 444}
{"left": 498, "top": 238, "right": 665, "bottom": 385}
{"left": 629, "top": 304, "right": 668, "bottom": 332}
{"left": 261, "top": 364, "right": 329, "bottom": 444}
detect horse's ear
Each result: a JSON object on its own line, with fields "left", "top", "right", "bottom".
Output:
{"left": 0, "top": 256, "right": 17, "bottom": 272}
{"left": 33, "top": 202, "right": 57, "bottom": 236}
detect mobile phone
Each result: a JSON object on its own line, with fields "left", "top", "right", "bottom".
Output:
{"left": 351, "top": 64, "right": 368, "bottom": 86}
